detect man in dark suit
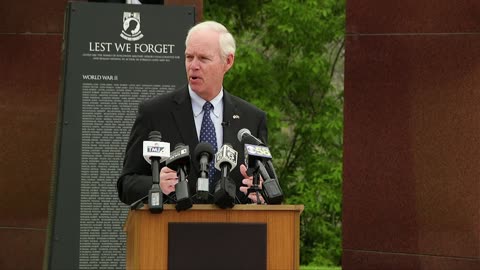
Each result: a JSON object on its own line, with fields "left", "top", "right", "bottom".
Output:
{"left": 117, "top": 21, "right": 267, "bottom": 205}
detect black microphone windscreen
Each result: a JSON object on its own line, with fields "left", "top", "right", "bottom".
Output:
{"left": 174, "top": 143, "right": 185, "bottom": 149}
{"left": 148, "top": 131, "right": 162, "bottom": 141}
{"left": 237, "top": 128, "right": 251, "bottom": 142}
{"left": 194, "top": 142, "right": 215, "bottom": 161}
{"left": 237, "top": 128, "right": 265, "bottom": 145}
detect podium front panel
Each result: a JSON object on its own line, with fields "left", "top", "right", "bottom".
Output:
{"left": 168, "top": 222, "right": 267, "bottom": 270}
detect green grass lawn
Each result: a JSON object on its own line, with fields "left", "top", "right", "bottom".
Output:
{"left": 300, "top": 267, "right": 341, "bottom": 270}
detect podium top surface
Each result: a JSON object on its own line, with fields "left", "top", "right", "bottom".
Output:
{"left": 135, "top": 204, "right": 304, "bottom": 212}
{"left": 124, "top": 204, "right": 304, "bottom": 231}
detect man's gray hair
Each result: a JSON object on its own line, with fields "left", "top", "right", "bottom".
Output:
{"left": 185, "top": 21, "right": 236, "bottom": 60}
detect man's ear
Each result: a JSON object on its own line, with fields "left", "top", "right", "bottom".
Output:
{"left": 224, "top": 53, "right": 235, "bottom": 73}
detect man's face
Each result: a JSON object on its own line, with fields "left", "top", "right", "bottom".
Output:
{"left": 185, "top": 29, "right": 234, "bottom": 101}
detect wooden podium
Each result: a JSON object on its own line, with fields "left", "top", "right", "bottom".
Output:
{"left": 124, "top": 204, "right": 304, "bottom": 270}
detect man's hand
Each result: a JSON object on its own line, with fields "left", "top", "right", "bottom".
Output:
{"left": 160, "top": 166, "right": 178, "bottom": 195}
{"left": 239, "top": 164, "right": 265, "bottom": 204}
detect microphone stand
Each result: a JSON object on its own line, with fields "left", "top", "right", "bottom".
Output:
{"left": 192, "top": 169, "right": 212, "bottom": 203}
{"left": 130, "top": 195, "right": 148, "bottom": 210}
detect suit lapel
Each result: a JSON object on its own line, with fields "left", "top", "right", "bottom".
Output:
{"left": 171, "top": 87, "right": 198, "bottom": 147}
{"left": 222, "top": 90, "right": 241, "bottom": 146}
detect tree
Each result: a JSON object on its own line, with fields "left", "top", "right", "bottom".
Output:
{"left": 205, "top": 0, "right": 345, "bottom": 266}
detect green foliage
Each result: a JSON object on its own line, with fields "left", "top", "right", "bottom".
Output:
{"left": 205, "top": 0, "right": 345, "bottom": 266}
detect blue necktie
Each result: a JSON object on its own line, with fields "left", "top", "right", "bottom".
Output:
{"left": 199, "top": 102, "right": 218, "bottom": 187}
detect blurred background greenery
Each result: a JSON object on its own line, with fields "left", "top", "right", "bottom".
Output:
{"left": 205, "top": 0, "right": 345, "bottom": 267}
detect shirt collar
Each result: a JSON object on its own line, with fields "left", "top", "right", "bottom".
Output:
{"left": 189, "top": 85, "right": 223, "bottom": 118}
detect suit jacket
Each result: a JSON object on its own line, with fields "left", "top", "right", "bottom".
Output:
{"left": 117, "top": 86, "right": 268, "bottom": 205}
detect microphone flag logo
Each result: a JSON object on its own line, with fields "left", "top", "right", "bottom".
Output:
{"left": 244, "top": 144, "right": 272, "bottom": 158}
{"left": 225, "top": 146, "right": 238, "bottom": 162}
{"left": 143, "top": 141, "right": 170, "bottom": 164}
{"left": 147, "top": 143, "right": 164, "bottom": 153}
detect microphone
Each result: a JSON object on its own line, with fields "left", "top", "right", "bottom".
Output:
{"left": 142, "top": 131, "right": 170, "bottom": 213}
{"left": 256, "top": 161, "right": 283, "bottom": 204}
{"left": 239, "top": 129, "right": 284, "bottom": 204}
{"left": 166, "top": 143, "right": 192, "bottom": 211}
{"left": 238, "top": 128, "right": 280, "bottom": 181}
{"left": 213, "top": 143, "right": 238, "bottom": 208}
{"left": 143, "top": 133, "right": 170, "bottom": 164}
{"left": 237, "top": 128, "right": 264, "bottom": 145}
{"left": 244, "top": 143, "right": 271, "bottom": 202}
{"left": 239, "top": 129, "right": 282, "bottom": 179}
{"left": 193, "top": 142, "right": 215, "bottom": 202}
{"left": 262, "top": 158, "right": 283, "bottom": 204}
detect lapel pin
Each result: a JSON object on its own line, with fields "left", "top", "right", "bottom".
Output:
{"left": 233, "top": 115, "right": 240, "bottom": 119}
